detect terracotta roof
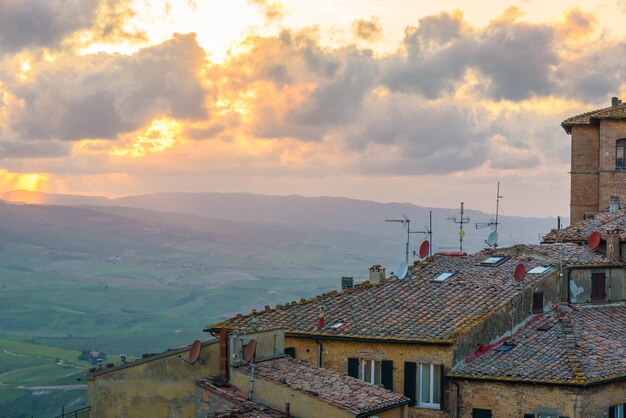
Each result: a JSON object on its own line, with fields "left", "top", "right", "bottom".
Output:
{"left": 207, "top": 246, "right": 569, "bottom": 342}
{"left": 562, "top": 103, "right": 626, "bottom": 134}
{"left": 451, "top": 304, "right": 626, "bottom": 385}
{"left": 236, "top": 357, "right": 410, "bottom": 415}
{"left": 196, "top": 379, "right": 287, "bottom": 417}
{"left": 543, "top": 208, "right": 626, "bottom": 243}
{"left": 518, "top": 243, "right": 620, "bottom": 268}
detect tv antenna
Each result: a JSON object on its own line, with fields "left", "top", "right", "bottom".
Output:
{"left": 476, "top": 182, "right": 502, "bottom": 249}
{"left": 387, "top": 212, "right": 434, "bottom": 262}
{"left": 447, "top": 202, "right": 470, "bottom": 252}
{"left": 385, "top": 214, "right": 411, "bottom": 263}
{"left": 411, "top": 210, "right": 433, "bottom": 258}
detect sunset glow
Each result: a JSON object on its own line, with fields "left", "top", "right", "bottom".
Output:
{"left": 2, "top": 0, "right": 626, "bottom": 216}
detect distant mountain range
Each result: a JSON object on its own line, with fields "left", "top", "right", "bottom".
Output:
{"left": 1, "top": 189, "right": 563, "bottom": 255}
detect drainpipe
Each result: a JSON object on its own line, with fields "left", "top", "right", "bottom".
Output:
{"left": 451, "top": 380, "right": 460, "bottom": 418}
{"left": 315, "top": 339, "right": 323, "bottom": 368}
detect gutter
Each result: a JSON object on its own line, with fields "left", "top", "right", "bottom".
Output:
{"left": 448, "top": 373, "right": 626, "bottom": 388}
{"left": 284, "top": 333, "right": 454, "bottom": 346}
{"left": 355, "top": 399, "right": 413, "bottom": 418}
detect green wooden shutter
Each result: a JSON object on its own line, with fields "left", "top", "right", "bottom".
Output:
{"left": 348, "top": 357, "right": 359, "bottom": 378}
{"left": 404, "top": 361, "right": 416, "bottom": 406}
{"left": 439, "top": 364, "right": 446, "bottom": 410}
{"left": 381, "top": 360, "right": 393, "bottom": 390}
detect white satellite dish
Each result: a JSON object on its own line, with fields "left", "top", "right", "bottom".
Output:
{"left": 486, "top": 231, "right": 498, "bottom": 247}
{"left": 397, "top": 262, "right": 408, "bottom": 280}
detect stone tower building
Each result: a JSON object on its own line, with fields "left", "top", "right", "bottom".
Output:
{"left": 562, "top": 97, "right": 626, "bottom": 223}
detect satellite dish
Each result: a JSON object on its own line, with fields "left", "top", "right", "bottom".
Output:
{"left": 188, "top": 340, "right": 202, "bottom": 364}
{"left": 179, "top": 339, "right": 202, "bottom": 365}
{"left": 418, "top": 240, "right": 430, "bottom": 258}
{"left": 587, "top": 231, "right": 601, "bottom": 250}
{"left": 243, "top": 339, "right": 257, "bottom": 363}
{"left": 514, "top": 263, "right": 526, "bottom": 283}
{"left": 397, "top": 262, "right": 408, "bottom": 280}
{"left": 486, "top": 231, "right": 498, "bottom": 247}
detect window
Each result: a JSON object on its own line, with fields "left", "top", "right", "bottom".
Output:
{"left": 472, "top": 409, "right": 492, "bottom": 418}
{"left": 360, "top": 359, "right": 382, "bottom": 385}
{"left": 591, "top": 273, "right": 606, "bottom": 302}
{"left": 348, "top": 358, "right": 393, "bottom": 390}
{"left": 418, "top": 363, "right": 441, "bottom": 408}
{"left": 528, "top": 266, "right": 550, "bottom": 274}
{"left": 480, "top": 256, "right": 508, "bottom": 266}
{"left": 284, "top": 347, "right": 295, "bottom": 358}
{"left": 610, "top": 403, "right": 625, "bottom": 418}
{"left": 434, "top": 272, "right": 455, "bottom": 282}
{"left": 532, "top": 291, "right": 544, "bottom": 313}
{"left": 617, "top": 139, "right": 626, "bottom": 169}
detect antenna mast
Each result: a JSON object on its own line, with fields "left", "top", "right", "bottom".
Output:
{"left": 448, "top": 202, "right": 470, "bottom": 252}
{"left": 475, "top": 182, "right": 503, "bottom": 249}
{"left": 411, "top": 210, "right": 433, "bottom": 257}
{"left": 385, "top": 215, "right": 411, "bottom": 263}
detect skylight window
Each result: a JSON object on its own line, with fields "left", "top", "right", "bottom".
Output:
{"left": 480, "top": 256, "right": 508, "bottom": 266}
{"left": 434, "top": 272, "right": 455, "bottom": 282}
{"left": 528, "top": 266, "right": 550, "bottom": 274}
{"left": 495, "top": 342, "right": 515, "bottom": 353}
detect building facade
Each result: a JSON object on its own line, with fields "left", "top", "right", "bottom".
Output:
{"left": 563, "top": 97, "right": 626, "bottom": 223}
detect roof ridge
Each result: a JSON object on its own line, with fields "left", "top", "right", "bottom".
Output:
{"left": 557, "top": 307, "right": 588, "bottom": 384}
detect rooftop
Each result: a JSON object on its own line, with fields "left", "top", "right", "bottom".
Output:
{"left": 196, "top": 379, "right": 287, "bottom": 417}
{"left": 519, "top": 242, "right": 621, "bottom": 268}
{"left": 561, "top": 102, "right": 626, "bottom": 134}
{"left": 236, "top": 357, "right": 410, "bottom": 416}
{"left": 207, "top": 246, "right": 580, "bottom": 343}
{"left": 543, "top": 208, "right": 626, "bottom": 243}
{"left": 451, "top": 304, "right": 626, "bottom": 386}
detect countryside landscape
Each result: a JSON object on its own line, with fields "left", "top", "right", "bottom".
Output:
{"left": 0, "top": 191, "right": 559, "bottom": 416}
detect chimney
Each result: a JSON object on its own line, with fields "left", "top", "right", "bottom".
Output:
{"left": 612, "top": 97, "right": 622, "bottom": 107}
{"left": 610, "top": 194, "right": 620, "bottom": 214}
{"left": 606, "top": 228, "right": 621, "bottom": 262}
{"left": 341, "top": 276, "right": 354, "bottom": 290}
{"left": 219, "top": 329, "right": 229, "bottom": 381}
{"left": 368, "top": 265, "right": 386, "bottom": 284}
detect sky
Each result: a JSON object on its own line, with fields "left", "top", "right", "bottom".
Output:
{"left": 1, "top": 0, "right": 626, "bottom": 217}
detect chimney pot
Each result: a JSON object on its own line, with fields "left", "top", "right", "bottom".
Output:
{"left": 368, "top": 265, "right": 386, "bottom": 284}
{"left": 612, "top": 97, "right": 622, "bottom": 107}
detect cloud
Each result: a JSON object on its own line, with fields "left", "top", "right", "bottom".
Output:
{"left": 248, "top": 0, "right": 284, "bottom": 22}
{"left": 351, "top": 17, "right": 383, "bottom": 42}
{"left": 383, "top": 11, "right": 558, "bottom": 100}
{"left": 0, "top": 140, "right": 70, "bottom": 159}
{"left": 0, "top": 0, "right": 100, "bottom": 53}
{"left": 3, "top": 33, "right": 207, "bottom": 141}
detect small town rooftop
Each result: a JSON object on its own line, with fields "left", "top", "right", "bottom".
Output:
{"left": 207, "top": 244, "right": 611, "bottom": 343}
{"left": 543, "top": 207, "right": 626, "bottom": 242}
{"left": 235, "top": 356, "right": 410, "bottom": 417}
{"left": 561, "top": 100, "right": 626, "bottom": 134}
{"left": 451, "top": 303, "right": 626, "bottom": 386}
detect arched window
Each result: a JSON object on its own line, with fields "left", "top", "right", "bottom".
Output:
{"left": 617, "top": 139, "right": 626, "bottom": 169}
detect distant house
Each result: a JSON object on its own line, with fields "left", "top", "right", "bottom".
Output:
{"left": 562, "top": 96, "right": 626, "bottom": 223}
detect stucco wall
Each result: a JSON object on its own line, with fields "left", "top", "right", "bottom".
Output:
{"left": 87, "top": 341, "right": 220, "bottom": 418}
{"left": 569, "top": 268, "right": 625, "bottom": 304}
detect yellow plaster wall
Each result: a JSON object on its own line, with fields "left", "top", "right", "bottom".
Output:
{"left": 284, "top": 337, "right": 450, "bottom": 418}
{"left": 88, "top": 341, "right": 219, "bottom": 418}
{"left": 230, "top": 368, "right": 354, "bottom": 418}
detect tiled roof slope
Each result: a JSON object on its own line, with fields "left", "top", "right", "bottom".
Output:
{"left": 451, "top": 304, "right": 626, "bottom": 385}
{"left": 208, "top": 246, "right": 572, "bottom": 342}
{"left": 562, "top": 103, "right": 626, "bottom": 133}
{"left": 237, "top": 357, "right": 410, "bottom": 415}
{"left": 543, "top": 208, "right": 626, "bottom": 242}
{"left": 196, "top": 379, "right": 287, "bottom": 417}
{"left": 518, "top": 243, "right": 620, "bottom": 267}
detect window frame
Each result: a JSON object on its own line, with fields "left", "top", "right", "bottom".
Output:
{"left": 591, "top": 272, "right": 607, "bottom": 302}
{"left": 617, "top": 139, "right": 626, "bottom": 170}
{"left": 417, "top": 362, "right": 441, "bottom": 409}
{"left": 359, "top": 358, "right": 382, "bottom": 385}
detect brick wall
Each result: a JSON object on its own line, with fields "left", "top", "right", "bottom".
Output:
{"left": 453, "top": 378, "right": 626, "bottom": 418}
{"left": 570, "top": 125, "right": 599, "bottom": 224}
